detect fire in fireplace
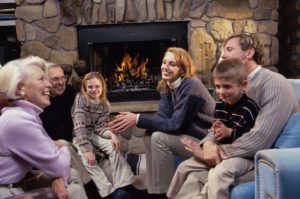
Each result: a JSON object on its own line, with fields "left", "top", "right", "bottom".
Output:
{"left": 77, "top": 22, "right": 188, "bottom": 102}
{"left": 89, "top": 39, "right": 175, "bottom": 101}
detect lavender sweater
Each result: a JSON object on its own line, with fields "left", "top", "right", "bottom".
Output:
{"left": 0, "top": 100, "right": 71, "bottom": 184}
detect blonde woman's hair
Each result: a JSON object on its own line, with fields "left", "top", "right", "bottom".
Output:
{"left": 157, "top": 47, "right": 196, "bottom": 92}
{"left": 0, "top": 56, "right": 47, "bottom": 100}
{"left": 81, "top": 72, "right": 109, "bottom": 105}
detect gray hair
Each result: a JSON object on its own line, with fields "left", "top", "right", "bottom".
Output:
{"left": 0, "top": 56, "right": 47, "bottom": 100}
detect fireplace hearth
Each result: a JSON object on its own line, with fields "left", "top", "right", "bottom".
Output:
{"left": 77, "top": 22, "right": 188, "bottom": 102}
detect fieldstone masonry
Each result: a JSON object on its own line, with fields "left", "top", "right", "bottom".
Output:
{"left": 15, "top": 0, "right": 280, "bottom": 82}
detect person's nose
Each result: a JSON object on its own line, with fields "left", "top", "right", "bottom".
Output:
{"left": 161, "top": 63, "right": 170, "bottom": 70}
{"left": 219, "top": 87, "right": 226, "bottom": 95}
{"left": 92, "top": 87, "right": 98, "bottom": 91}
{"left": 45, "top": 79, "right": 52, "bottom": 88}
{"left": 58, "top": 77, "right": 65, "bottom": 84}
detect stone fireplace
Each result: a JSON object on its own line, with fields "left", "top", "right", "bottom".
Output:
{"left": 15, "top": 0, "right": 280, "bottom": 106}
{"left": 77, "top": 22, "right": 187, "bottom": 101}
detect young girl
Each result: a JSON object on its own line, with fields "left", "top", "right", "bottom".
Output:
{"left": 72, "top": 72, "right": 134, "bottom": 198}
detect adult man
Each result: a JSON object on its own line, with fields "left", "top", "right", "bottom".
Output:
{"left": 40, "top": 63, "right": 75, "bottom": 142}
{"left": 40, "top": 63, "right": 101, "bottom": 199}
{"left": 167, "top": 33, "right": 300, "bottom": 199}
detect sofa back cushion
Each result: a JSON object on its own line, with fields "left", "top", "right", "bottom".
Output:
{"left": 290, "top": 79, "right": 300, "bottom": 105}
{"left": 272, "top": 79, "right": 300, "bottom": 149}
{"left": 272, "top": 112, "right": 300, "bottom": 148}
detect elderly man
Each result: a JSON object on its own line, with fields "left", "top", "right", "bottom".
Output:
{"left": 40, "top": 63, "right": 75, "bottom": 142}
{"left": 167, "top": 33, "right": 300, "bottom": 199}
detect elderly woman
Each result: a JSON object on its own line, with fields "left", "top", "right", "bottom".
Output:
{"left": 0, "top": 56, "right": 87, "bottom": 199}
{"left": 109, "top": 47, "right": 215, "bottom": 199}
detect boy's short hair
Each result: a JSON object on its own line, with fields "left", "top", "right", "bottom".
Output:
{"left": 212, "top": 58, "right": 246, "bottom": 85}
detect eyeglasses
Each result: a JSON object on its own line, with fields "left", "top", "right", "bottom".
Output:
{"left": 50, "top": 76, "right": 67, "bottom": 83}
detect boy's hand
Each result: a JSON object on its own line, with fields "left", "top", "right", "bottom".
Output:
{"left": 213, "top": 120, "right": 233, "bottom": 141}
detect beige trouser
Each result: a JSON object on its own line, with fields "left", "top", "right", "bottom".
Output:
{"left": 167, "top": 157, "right": 209, "bottom": 199}
{"left": 0, "top": 168, "right": 88, "bottom": 199}
{"left": 57, "top": 140, "right": 92, "bottom": 185}
{"left": 196, "top": 158, "right": 254, "bottom": 199}
{"left": 144, "top": 131, "right": 200, "bottom": 194}
{"left": 167, "top": 157, "right": 254, "bottom": 199}
{"left": 76, "top": 134, "right": 134, "bottom": 197}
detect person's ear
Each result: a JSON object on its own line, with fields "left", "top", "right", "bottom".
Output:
{"left": 16, "top": 84, "right": 25, "bottom": 97}
{"left": 241, "top": 80, "right": 248, "bottom": 91}
{"left": 245, "top": 48, "right": 255, "bottom": 60}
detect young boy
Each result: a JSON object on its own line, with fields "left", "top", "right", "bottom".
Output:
{"left": 198, "top": 57, "right": 260, "bottom": 199}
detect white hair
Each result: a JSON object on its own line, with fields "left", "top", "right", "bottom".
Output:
{"left": 0, "top": 56, "right": 47, "bottom": 100}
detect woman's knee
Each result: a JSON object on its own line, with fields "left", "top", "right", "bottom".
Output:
{"left": 151, "top": 131, "right": 166, "bottom": 144}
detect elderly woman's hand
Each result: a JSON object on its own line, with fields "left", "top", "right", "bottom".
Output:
{"left": 51, "top": 178, "right": 69, "bottom": 199}
{"left": 108, "top": 112, "right": 137, "bottom": 134}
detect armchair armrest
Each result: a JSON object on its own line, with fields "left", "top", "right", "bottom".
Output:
{"left": 255, "top": 148, "right": 300, "bottom": 199}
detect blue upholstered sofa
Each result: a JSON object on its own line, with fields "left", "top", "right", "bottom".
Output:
{"left": 230, "top": 79, "right": 300, "bottom": 199}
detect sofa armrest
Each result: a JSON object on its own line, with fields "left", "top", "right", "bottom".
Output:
{"left": 255, "top": 148, "right": 300, "bottom": 199}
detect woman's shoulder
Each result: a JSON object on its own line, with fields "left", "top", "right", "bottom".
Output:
{"left": 181, "top": 76, "right": 205, "bottom": 90}
{"left": 0, "top": 107, "right": 38, "bottom": 134}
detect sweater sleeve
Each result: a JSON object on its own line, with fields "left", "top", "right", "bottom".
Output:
{"left": 72, "top": 95, "right": 93, "bottom": 152}
{"left": 221, "top": 75, "right": 298, "bottom": 158}
{"left": 137, "top": 80, "right": 205, "bottom": 133}
{"left": 4, "top": 115, "right": 71, "bottom": 182}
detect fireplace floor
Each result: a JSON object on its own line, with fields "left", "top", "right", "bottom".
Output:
{"left": 110, "top": 100, "right": 159, "bottom": 114}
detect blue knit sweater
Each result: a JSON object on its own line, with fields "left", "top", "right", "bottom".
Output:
{"left": 137, "top": 76, "right": 215, "bottom": 139}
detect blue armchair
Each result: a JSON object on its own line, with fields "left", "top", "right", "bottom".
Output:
{"left": 231, "top": 79, "right": 300, "bottom": 199}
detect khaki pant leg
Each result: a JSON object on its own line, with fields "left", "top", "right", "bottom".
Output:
{"left": 144, "top": 132, "right": 199, "bottom": 194}
{"left": 67, "top": 168, "right": 88, "bottom": 199}
{"left": 167, "top": 157, "right": 209, "bottom": 199}
{"left": 206, "top": 158, "right": 254, "bottom": 199}
{"left": 75, "top": 142, "right": 115, "bottom": 197}
{"left": 92, "top": 135, "right": 134, "bottom": 189}
{"left": 58, "top": 140, "right": 92, "bottom": 185}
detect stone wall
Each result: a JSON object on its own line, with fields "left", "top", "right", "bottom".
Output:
{"left": 15, "top": 0, "right": 279, "bottom": 83}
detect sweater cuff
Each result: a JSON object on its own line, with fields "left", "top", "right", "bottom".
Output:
{"left": 99, "top": 129, "right": 112, "bottom": 139}
{"left": 136, "top": 113, "right": 140, "bottom": 124}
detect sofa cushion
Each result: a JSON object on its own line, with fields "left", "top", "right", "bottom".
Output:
{"left": 290, "top": 79, "right": 300, "bottom": 105}
{"left": 272, "top": 112, "right": 300, "bottom": 149}
{"left": 230, "top": 182, "right": 254, "bottom": 199}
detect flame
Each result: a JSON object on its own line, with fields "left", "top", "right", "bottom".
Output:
{"left": 115, "top": 53, "right": 149, "bottom": 82}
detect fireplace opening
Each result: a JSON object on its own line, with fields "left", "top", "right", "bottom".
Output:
{"left": 89, "top": 39, "right": 175, "bottom": 102}
{"left": 77, "top": 22, "right": 188, "bottom": 102}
